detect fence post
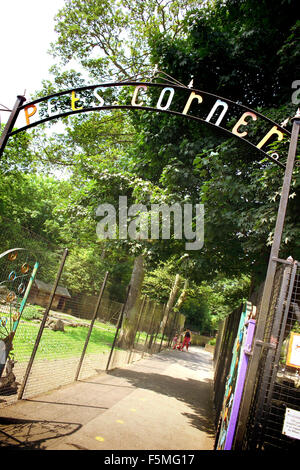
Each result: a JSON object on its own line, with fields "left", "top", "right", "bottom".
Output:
{"left": 127, "top": 295, "right": 146, "bottom": 364}
{"left": 135, "top": 296, "right": 150, "bottom": 348}
{"left": 0, "top": 95, "right": 26, "bottom": 158}
{"left": 142, "top": 301, "right": 156, "bottom": 358}
{"left": 167, "top": 311, "right": 178, "bottom": 348}
{"left": 148, "top": 304, "right": 161, "bottom": 353}
{"left": 105, "top": 285, "right": 131, "bottom": 371}
{"left": 159, "top": 305, "right": 170, "bottom": 352}
{"left": 152, "top": 304, "right": 165, "bottom": 352}
{"left": 17, "top": 248, "right": 69, "bottom": 400}
{"left": 75, "top": 271, "right": 109, "bottom": 381}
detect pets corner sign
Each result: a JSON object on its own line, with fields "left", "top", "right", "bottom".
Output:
{"left": 10, "top": 81, "right": 290, "bottom": 168}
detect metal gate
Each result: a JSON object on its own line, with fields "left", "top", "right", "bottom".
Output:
{"left": 214, "top": 258, "right": 300, "bottom": 450}
{"left": 242, "top": 258, "right": 300, "bottom": 450}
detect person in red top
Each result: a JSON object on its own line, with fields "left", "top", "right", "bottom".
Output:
{"left": 180, "top": 329, "right": 191, "bottom": 351}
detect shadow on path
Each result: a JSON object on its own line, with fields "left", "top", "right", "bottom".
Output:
{"left": 0, "top": 416, "right": 81, "bottom": 450}
{"left": 105, "top": 349, "right": 215, "bottom": 437}
{"left": 0, "top": 347, "right": 215, "bottom": 449}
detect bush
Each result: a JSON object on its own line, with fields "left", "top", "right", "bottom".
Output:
{"left": 21, "top": 304, "right": 44, "bottom": 321}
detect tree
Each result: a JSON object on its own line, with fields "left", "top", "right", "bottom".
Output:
{"left": 128, "top": 0, "right": 300, "bottom": 286}
{"left": 50, "top": 0, "right": 204, "bottom": 81}
{"left": 0, "top": 124, "right": 34, "bottom": 174}
{"left": 150, "top": 0, "right": 299, "bottom": 106}
{"left": 118, "top": 254, "right": 145, "bottom": 347}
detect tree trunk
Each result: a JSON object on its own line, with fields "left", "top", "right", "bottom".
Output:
{"left": 118, "top": 255, "right": 145, "bottom": 348}
{"left": 160, "top": 274, "right": 181, "bottom": 332}
{"left": 174, "top": 279, "right": 189, "bottom": 311}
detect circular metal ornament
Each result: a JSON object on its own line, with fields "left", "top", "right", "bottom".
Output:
{"left": 21, "top": 263, "right": 30, "bottom": 274}
{"left": 6, "top": 291, "right": 16, "bottom": 302}
{"left": 18, "top": 283, "right": 25, "bottom": 294}
{"left": 8, "top": 271, "right": 16, "bottom": 281}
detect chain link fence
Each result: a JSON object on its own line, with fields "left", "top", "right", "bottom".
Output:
{"left": 213, "top": 258, "right": 300, "bottom": 450}
{"left": 0, "top": 220, "right": 185, "bottom": 408}
{"left": 242, "top": 259, "right": 300, "bottom": 450}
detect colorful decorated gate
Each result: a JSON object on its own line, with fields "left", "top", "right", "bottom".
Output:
{"left": 215, "top": 302, "right": 256, "bottom": 449}
{"left": 0, "top": 248, "right": 39, "bottom": 386}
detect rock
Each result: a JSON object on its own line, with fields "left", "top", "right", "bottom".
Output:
{"left": 0, "top": 359, "right": 19, "bottom": 394}
{"left": 49, "top": 319, "right": 65, "bottom": 332}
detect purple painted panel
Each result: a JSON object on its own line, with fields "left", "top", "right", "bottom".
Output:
{"left": 224, "top": 319, "right": 256, "bottom": 449}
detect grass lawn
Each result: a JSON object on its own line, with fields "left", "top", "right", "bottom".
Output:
{"left": 12, "top": 322, "right": 117, "bottom": 362}
{"left": 1, "top": 304, "right": 160, "bottom": 363}
{"left": 0, "top": 304, "right": 117, "bottom": 362}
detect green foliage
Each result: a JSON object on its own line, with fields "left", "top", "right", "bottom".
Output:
{"left": 142, "top": 261, "right": 177, "bottom": 304}
{"left": 180, "top": 296, "right": 211, "bottom": 332}
{"left": 141, "top": 257, "right": 250, "bottom": 331}
{"left": 199, "top": 275, "right": 251, "bottom": 329}
{"left": 128, "top": 0, "right": 300, "bottom": 285}
{"left": 20, "top": 305, "right": 44, "bottom": 321}
{"left": 50, "top": 0, "right": 202, "bottom": 81}
{"left": 0, "top": 125, "right": 34, "bottom": 174}
{"left": 0, "top": 173, "right": 70, "bottom": 241}
{"left": 151, "top": 0, "right": 299, "bottom": 106}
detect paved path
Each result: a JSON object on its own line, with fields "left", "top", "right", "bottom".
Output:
{"left": 0, "top": 346, "right": 215, "bottom": 450}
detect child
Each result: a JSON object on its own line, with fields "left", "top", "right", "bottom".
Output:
{"left": 180, "top": 329, "right": 192, "bottom": 351}
{"left": 172, "top": 333, "right": 179, "bottom": 349}
{"left": 176, "top": 333, "right": 183, "bottom": 350}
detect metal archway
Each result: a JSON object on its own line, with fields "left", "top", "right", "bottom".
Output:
{"left": 0, "top": 79, "right": 293, "bottom": 168}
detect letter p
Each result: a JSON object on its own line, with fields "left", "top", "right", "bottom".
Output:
{"left": 24, "top": 104, "right": 37, "bottom": 125}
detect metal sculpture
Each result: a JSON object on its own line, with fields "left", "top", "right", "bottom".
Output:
{"left": 0, "top": 248, "right": 39, "bottom": 381}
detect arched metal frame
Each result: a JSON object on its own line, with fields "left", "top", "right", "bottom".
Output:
{"left": 0, "top": 80, "right": 292, "bottom": 168}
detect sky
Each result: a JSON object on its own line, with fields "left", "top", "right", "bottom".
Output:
{"left": 0, "top": 0, "right": 66, "bottom": 124}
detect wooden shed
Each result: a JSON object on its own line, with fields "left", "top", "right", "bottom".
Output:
{"left": 28, "top": 279, "right": 71, "bottom": 311}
